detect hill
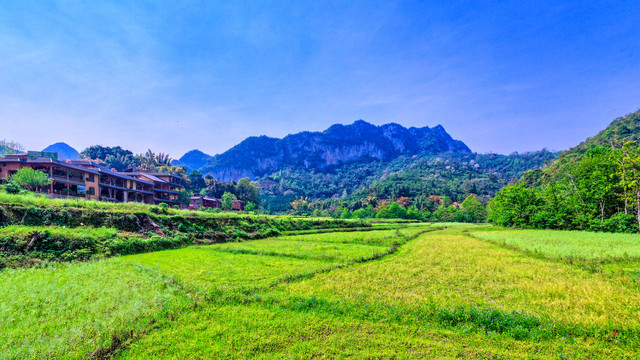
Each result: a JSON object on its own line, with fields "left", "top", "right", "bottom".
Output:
{"left": 42, "top": 142, "right": 80, "bottom": 160}
{"left": 171, "top": 149, "right": 213, "bottom": 171}
{"left": 199, "top": 120, "right": 470, "bottom": 181}
{"left": 488, "top": 108, "right": 640, "bottom": 232}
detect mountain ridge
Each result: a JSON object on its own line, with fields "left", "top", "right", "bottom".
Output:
{"left": 197, "top": 120, "right": 470, "bottom": 181}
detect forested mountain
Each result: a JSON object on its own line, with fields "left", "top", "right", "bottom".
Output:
{"left": 198, "top": 120, "right": 470, "bottom": 181}
{"left": 170, "top": 119, "right": 558, "bottom": 213}
{"left": 42, "top": 143, "right": 80, "bottom": 160}
{"left": 489, "top": 109, "right": 640, "bottom": 233}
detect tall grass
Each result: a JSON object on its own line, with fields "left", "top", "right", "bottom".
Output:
{"left": 0, "top": 260, "right": 190, "bottom": 360}
{"left": 471, "top": 229, "right": 640, "bottom": 259}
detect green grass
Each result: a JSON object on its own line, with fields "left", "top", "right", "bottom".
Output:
{"left": 212, "top": 239, "right": 388, "bottom": 262}
{"left": 119, "top": 226, "right": 640, "bottom": 359}
{"left": 0, "top": 260, "right": 190, "bottom": 360}
{"left": 471, "top": 229, "right": 640, "bottom": 259}
{"left": 3, "top": 224, "right": 640, "bottom": 359}
{"left": 0, "top": 224, "right": 124, "bottom": 239}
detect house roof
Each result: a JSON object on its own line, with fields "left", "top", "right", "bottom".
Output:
{"left": 0, "top": 157, "right": 101, "bottom": 175}
{"left": 69, "top": 161, "right": 154, "bottom": 185}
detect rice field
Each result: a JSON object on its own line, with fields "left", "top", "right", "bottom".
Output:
{"left": 471, "top": 229, "right": 640, "bottom": 259}
{"left": 1, "top": 224, "right": 639, "bottom": 359}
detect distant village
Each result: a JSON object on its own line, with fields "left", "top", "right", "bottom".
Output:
{"left": 0, "top": 151, "right": 245, "bottom": 210}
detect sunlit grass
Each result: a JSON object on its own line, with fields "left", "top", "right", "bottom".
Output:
{"left": 0, "top": 260, "right": 190, "bottom": 360}
{"left": 471, "top": 229, "right": 640, "bottom": 259}
{"left": 281, "top": 228, "right": 640, "bottom": 332}
{"left": 3, "top": 224, "right": 639, "bottom": 359}
{"left": 212, "top": 239, "right": 388, "bottom": 262}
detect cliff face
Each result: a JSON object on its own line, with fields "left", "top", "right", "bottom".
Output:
{"left": 200, "top": 120, "right": 471, "bottom": 181}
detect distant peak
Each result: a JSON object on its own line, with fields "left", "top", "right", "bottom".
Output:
{"left": 353, "top": 119, "right": 372, "bottom": 126}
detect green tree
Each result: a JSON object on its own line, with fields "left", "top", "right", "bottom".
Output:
{"left": 376, "top": 202, "right": 407, "bottom": 219}
{"left": 461, "top": 194, "right": 487, "bottom": 223}
{"left": 177, "top": 189, "right": 192, "bottom": 207}
{"left": 188, "top": 170, "right": 206, "bottom": 192}
{"left": 244, "top": 201, "right": 257, "bottom": 212}
{"left": 12, "top": 168, "right": 50, "bottom": 192}
{"left": 221, "top": 192, "right": 236, "bottom": 210}
{"left": 235, "top": 177, "right": 260, "bottom": 204}
{"left": 487, "top": 183, "right": 543, "bottom": 227}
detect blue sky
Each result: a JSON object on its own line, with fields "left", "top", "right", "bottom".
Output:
{"left": 1, "top": 1, "right": 639, "bottom": 157}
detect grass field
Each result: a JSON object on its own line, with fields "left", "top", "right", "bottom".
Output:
{"left": 471, "top": 229, "right": 640, "bottom": 259}
{"left": 2, "top": 224, "right": 640, "bottom": 359}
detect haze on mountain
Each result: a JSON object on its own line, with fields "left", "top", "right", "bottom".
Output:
{"left": 42, "top": 143, "right": 80, "bottom": 161}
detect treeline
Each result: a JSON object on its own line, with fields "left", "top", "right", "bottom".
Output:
{"left": 290, "top": 194, "right": 487, "bottom": 222}
{"left": 259, "top": 150, "right": 557, "bottom": 213}
{"left": 488, "top": 143, "right": 640, "bottom": 233}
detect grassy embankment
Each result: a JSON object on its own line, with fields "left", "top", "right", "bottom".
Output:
{"left": 2, "top": 223, "right": 640, "bottom": 359}
{"left": 0, "top": 190, "right": 369, "bottom": 268}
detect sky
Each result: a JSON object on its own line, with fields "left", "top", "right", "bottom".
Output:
{"left": 1, "top": 1, "right": 639, "bottom": 157}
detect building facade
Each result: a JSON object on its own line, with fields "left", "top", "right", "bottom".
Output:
{"left": 0, "top": 153, "right": 185, "bottom": 206}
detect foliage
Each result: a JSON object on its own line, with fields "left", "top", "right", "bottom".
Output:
{"left": 80, "top": 145, "right": 138, "bottom": 171}
{"left": 488, "top": 142, "right": 640, "bottom": 232}
{"left": 259, "top": 150, "right": 557, "bottom": 213}
{"left": 177, "top": 189, "right": 191, "bottom": 206}
{"left": 221, "top": 192, "right": 236, "bottom": 210}
{"left": 0, "top": 139, "right": 24, "bottom": 157}
{"left": 11, "top": 167, "right": 50, "bottom": 191}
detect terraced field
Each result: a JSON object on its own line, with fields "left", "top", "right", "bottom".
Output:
{"left": 2, "top": 224, "right": 639, "bottom": 359}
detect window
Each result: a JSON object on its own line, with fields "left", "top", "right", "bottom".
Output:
{"left": 88, "top": 187, "right": 95, "bottom": 195}
{"left": 87, "top": 174, "right": 95, "bottom": 182}
{"left": 77, "top": 185, "right": 86, "bottom": 195}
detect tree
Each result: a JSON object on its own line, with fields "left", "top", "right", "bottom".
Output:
{"left": 376, "top": 202, "right": 407, "bottom": 219}
{"left": 177, "top": 189, "right": 192, "bottom": 207}
{"left": 81, "top": 145, "right": 138, "bottom": 171}
{"left": 0, "top": 139, "right": 24, "bottom": 156}
{"left": 235, "top": 177, "right": 260, "bottom": 204}
{"left": 12, "top": 168, "right": 50, "bottom": 192}
{"left": 460, "top": 194, "right": 487, "bottom": 223}
{"left": 244, "top": 201, "right": 257, "bottom": 212}
{"left": 188, "top": 170, "right": 206, "bottom": 192}
{"left": 487, "top": 183, "right": 543, "bottom": 227}
{"left": 221, "top": 192, "right": 236, "bottom": 210}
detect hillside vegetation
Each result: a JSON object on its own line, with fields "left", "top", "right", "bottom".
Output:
{"left": 488, "top": 109, "right": 640, "bottom": 233}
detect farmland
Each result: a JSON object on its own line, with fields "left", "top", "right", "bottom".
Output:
{"left": 1, "top": 224, "right": 640, "bottom": 359}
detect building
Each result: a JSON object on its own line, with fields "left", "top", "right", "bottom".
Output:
{"left": 189, "top": 195, "right": 221, "bottom": 209}
{"left": 0, "top": 153, "right": 185, "bottom": 206}
{"left": 188, "top": 196, "right": 246, "bottom": 211}
{"left": 120, "top": 172, "right": 185, "bottom": 207}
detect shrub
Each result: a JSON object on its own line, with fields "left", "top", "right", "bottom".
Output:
{"left": 4, "top": 181, "right": 21, "bottom": 194}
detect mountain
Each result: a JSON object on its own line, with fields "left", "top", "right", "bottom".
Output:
{"left": 42, "top": 142, "right": 80, "bottom": 160}
{"left": 171, "top": 149, "right": 213, "bottom": 171}
{"left": 200, "top": 120, "right": 471, "bottom": 181}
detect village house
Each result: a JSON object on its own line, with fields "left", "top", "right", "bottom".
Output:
{"left": 188, "top": 195, "right": 246, "bottom": 211}
{"left": 0, "top": 152, "right": 185, "bottom": 206}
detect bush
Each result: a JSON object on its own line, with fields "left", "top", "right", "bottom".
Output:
{"left": 602, "top": 213, "right": 638, "bottom": 233}
{"left": 5, "top": 181, "right": 21, "bottom": 194}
